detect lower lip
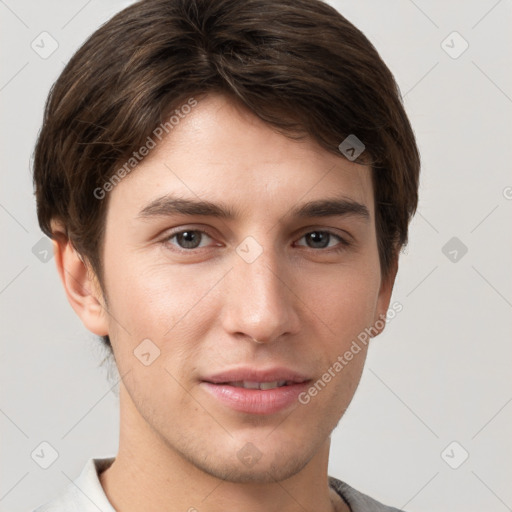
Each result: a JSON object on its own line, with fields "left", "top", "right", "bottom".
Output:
{"left": 200, "top": 381, "right": 310, "bottom": 415}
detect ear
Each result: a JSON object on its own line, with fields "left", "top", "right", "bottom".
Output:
{"left": 372, "top": 252, "right": 399, "bottom": 337}
{"left": 50, "top": 220, "right": 109, "bottom": 336}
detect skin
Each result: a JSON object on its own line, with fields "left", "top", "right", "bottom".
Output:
{"left": 52, "top": 93, "right": 398, "bottom": 512}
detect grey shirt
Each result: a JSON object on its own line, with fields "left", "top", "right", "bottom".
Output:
{"left": 32, "top": 457, "right": 405, "bottom": 512}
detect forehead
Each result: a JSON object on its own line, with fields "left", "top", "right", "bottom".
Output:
{"left": 106, "top": 93, "right": 374, "bottom": 220}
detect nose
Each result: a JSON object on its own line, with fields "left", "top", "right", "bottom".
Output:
{"left": 220, "top": 240, "right": 301, "bottom": 344}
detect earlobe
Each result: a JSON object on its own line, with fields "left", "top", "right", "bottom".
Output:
{"left": 51, "top": 227, "right": 109, "bottom": 337}
{"left": 373, "top": 254, "right": 399, "bottom": 337}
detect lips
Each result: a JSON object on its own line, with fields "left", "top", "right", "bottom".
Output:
{"left": 225, "top": 380, "right": 289, "bottom": 390}
{"left": 202, "top": 367, "right": 311, "bottom": 386}
{"left": 200, "top": 367, "right": 312, "bottom": 415}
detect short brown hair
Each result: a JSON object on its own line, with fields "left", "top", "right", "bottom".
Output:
{"left": 33, "top": 0, "right": 420, "bottom": 354}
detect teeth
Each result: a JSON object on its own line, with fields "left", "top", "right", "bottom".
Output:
{"left": 229, "top": 380, "right": 288, "bottom": 390}
{"left": 241, "top": 381, "right": 260, "bottom": 389}
{"left": 260, "top": 380, "right": 287, "bottom": 390}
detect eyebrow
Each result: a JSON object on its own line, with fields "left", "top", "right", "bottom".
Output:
{"left": 137, "top": 195, "right": 370, "bottom": 222}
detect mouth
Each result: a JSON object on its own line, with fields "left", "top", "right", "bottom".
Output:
{"left": 213, "top": 380, "right": 297, "bottom": 390}
{"left": 200, "top": 367, "right": 312, "bottom": 415}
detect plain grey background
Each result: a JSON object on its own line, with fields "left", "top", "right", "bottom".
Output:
{"left": 1, "top": 1, "right": 511, "bottom": 511}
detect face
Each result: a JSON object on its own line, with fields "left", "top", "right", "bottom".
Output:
{"left": 92, "top": 93, "right": 395, "bottom": 483}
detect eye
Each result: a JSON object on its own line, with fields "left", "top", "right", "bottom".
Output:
{"left": 162, "top": 228, "right": 351, "bottom": 253}
{"left": 295, "top": 230, "right": 350, "bottom": 251}
{"left": 165, "top": 229, "right": 214, "bottom": 250}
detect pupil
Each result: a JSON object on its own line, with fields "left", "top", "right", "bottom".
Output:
{"left": 308, "top": 232, "right": 329, "bottom": 248}
{"left": 178, "top": 231, "right": 200, "bottom": 248}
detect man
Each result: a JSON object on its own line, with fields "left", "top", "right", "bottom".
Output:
{"left": 32, "top": 0, "right": 420, "bottom": 510}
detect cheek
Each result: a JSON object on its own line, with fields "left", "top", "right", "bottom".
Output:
{"left": 103, "top": 256, "right": 177, "bottom": 321}
{"left": 307, "top": 263, "right": 381, "bottom": 345}
{"left": 102, "top": 254, "right": 225, "bottom": 353}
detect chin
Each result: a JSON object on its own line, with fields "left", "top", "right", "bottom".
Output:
{"left": 197, "top": 454, "right": 310, "bottom": 484}
{"left": 173, "top": 431, "right": 321, "bottom": 485}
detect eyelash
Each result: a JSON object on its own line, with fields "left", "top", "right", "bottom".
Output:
{"left": 162, "top": 228, "right": 352, "bottom": 254}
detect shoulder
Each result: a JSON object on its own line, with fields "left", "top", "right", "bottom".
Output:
{"left": 329, "top": 475, "right": 406, "bottom": 512}
{"left": 31, "top": 484, "right": 81, "bottom": 512}
{"left": 31, "top": 457, "right": 116, "bottom": 512}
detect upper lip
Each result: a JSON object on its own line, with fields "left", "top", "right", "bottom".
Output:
{"left": 202, "top": 366, "right": 311, "bottom": 384}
